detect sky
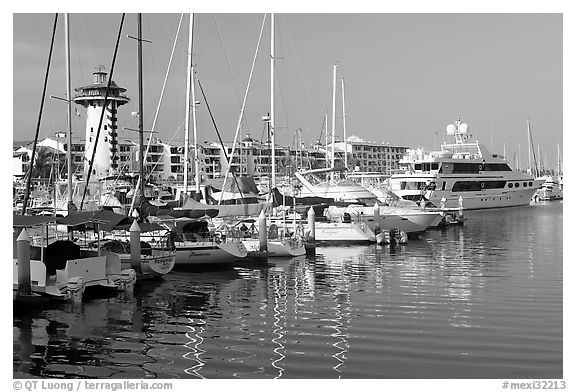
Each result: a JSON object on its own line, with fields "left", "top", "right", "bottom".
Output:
{"left": 12, "top": 12, "right": 563, "bottom": 170}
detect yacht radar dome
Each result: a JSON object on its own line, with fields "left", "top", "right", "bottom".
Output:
{"left": 458, "top": 123, "right": 469, "bottom": 133}
{"left": 446, "top": 124, "right": 457, "bottom": 135}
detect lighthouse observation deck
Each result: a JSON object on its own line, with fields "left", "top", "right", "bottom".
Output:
{"left": 73, "top": 67, "right": 129, "bottom": 106}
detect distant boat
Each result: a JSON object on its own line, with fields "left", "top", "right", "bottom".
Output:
{"left": 533, "top": 176, "right": 563, "bottom": 201}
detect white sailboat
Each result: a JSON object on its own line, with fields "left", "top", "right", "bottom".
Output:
{"left": 154, "top": 14, "right": 249, "bottom": 267}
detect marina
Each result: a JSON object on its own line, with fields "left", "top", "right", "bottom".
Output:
{"left": 13, "top": 201, "right": 562, "bottom": 379}
{"left": 12, "top": 12, "right": 563, "bottom": 383}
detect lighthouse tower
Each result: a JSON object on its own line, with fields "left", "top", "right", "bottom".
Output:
{"left": 73, "top": 66, "right": 129, "bottom": 179}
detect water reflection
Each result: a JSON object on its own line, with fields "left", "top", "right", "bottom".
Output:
{"left": 13, "top": 203, "right": 562, "bottom": 378}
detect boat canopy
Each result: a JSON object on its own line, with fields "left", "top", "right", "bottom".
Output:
{"left": 182, "top": 198, "right": 271, "bottom": 217}
{"left": 13, "top": 214, "right": 58, "bottom": 227}
{"left": 205, "top": 176, "right": 260, "bottom": 196}
{"left": 270, "top": 187, "right": 334, "bottom": 207}
{"left": 59, "top": 210, "right": 133, "bottom": 231}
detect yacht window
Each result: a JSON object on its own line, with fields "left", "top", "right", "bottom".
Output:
{"left": 431, "top": 163, "right": 439, "bottom": 170}
{"left": 452, "top": 181, "right": 506, "bottom": 192}
{"left": 529, "top": 181, "right": 533, "bottom": 186}
{"left": 414, "top": 163, "right": 422, "bottom": 171}
{"left": 515, "top": 183, "right": 520, "bottom": 188}
{"left": 453, "top": 163, "right": 480, "bottom": 174}
{"left": 442, "top": 181, "right": 446, "bottom": 191}
{"left": 508, "top": 183, "right": 513, "bottom": 188}
{"left": 523, "top": 182, "right": 527, "bottom": 187}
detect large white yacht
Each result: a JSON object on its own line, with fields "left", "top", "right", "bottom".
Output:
{"left": 389, "top": 118, "right": 543, "bottom": 210}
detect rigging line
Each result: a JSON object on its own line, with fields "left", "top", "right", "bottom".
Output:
{"left": 22, "top": 13, "right": 59, "bottom": 216}
{"left": 80, "top": 13, "right": 126, "bottom": 210}
{"left": 280, "top": 14, "right": 321, "bottom": 135}
{"left": 317, "top": 109, "right": 327, "bottom": 144}
{"left": 275, "top": 66, "right": 289, "bottom": 149}
{"left": 274, "top": 18, "right": 290, "bottom": 148}
{"left": 211, "top": 14, "right": 251, "bottom": 132}
{"left": 218, "top": 13, "right": 267, "bottom": 205}
{"left": 128, "top": 14, "right": 184, "bottom": 215}
{"left": 137, "top": 119, "right": 186, "bottom": 182}
{"left": 196, "top": 77, "right": 245, "bottom": 201}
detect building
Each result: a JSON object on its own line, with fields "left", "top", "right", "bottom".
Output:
{"left": 73, "top": 66, "right": 129, "bottom": 179}
{"left": 330, "top": 135, "right": 409, "bottom": 175}
{"left": 13, "top": 133, "right": 410, "bottom": 185}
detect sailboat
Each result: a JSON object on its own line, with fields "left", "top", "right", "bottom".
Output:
{"left": 148, "top": 13, "right": 249, "bottom": 267}
{"left": 294, "top": 66, "right": 442, "bottom": 235}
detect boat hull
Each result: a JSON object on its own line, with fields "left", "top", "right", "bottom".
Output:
{"left": 173, "top": 241, "right": 248, "bottom": 265}
{"left": 242, "top": 239, "right": 306, "bottom": 257}
{"left": 314, "top": 221, "right": 376, "bottom": 243}
{"left": 117, "top": 251, "right": 176, "bottom": 277}
{"left": 391, "top": 177, "right": 544, "bottom": 210}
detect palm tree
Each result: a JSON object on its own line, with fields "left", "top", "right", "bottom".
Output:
{"left": 31, "top": 147, "right": 64, "bottom": 179}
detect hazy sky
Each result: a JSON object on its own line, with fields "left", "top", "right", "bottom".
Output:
{"left": 12, "top": 12, "right": 562, "bottom": 169}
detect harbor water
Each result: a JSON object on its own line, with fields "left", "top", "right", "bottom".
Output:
{"left": 13, "top": 201, "right": 563, "bottom": 379}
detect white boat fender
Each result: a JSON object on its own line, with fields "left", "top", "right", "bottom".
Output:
{"left": 396, "top": 231, "right": 408, "bottom": 244}
{"left": 65, "top": 277, "right": 85, "bottom": 303}
{"left": 376, "top": 231, "right": 391, "bottom": 245}
{"left": 120, "top": 269, "right": 137, "bottom": 292}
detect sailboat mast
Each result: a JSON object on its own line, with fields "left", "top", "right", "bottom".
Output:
{"left": 192, "top": 69, "right": 200, "bottom": 194}
{"left": 330, "top": 64, "right": 337, "bottom": 181}
{"left": 341, "top": 77, "right": 348, "bottom": 170}
{"left": 184, "top": 13, "right": 192, "bottom": 196}
{"left": 557, "top": 143, "right": 561, "bottom": 176}
{"left": 527, "top": 120, "right": 532, "bottom": 176}
{"left": 190, "top": 16, "right": 200, "bottom": 195}
{"left": 270, "top": 13, "right": 276, "bottom": 189}
{"left": 324, "top": 110, "right": 328, "bottom": 169}
{"left": 537, "top": 144, "right": 542, "bottom": 176}
{"left": 65, "top": 13, "right": 73, "bottom": 208}
{"left": 137, "top": 13, "right": 145, "bottom": 200}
